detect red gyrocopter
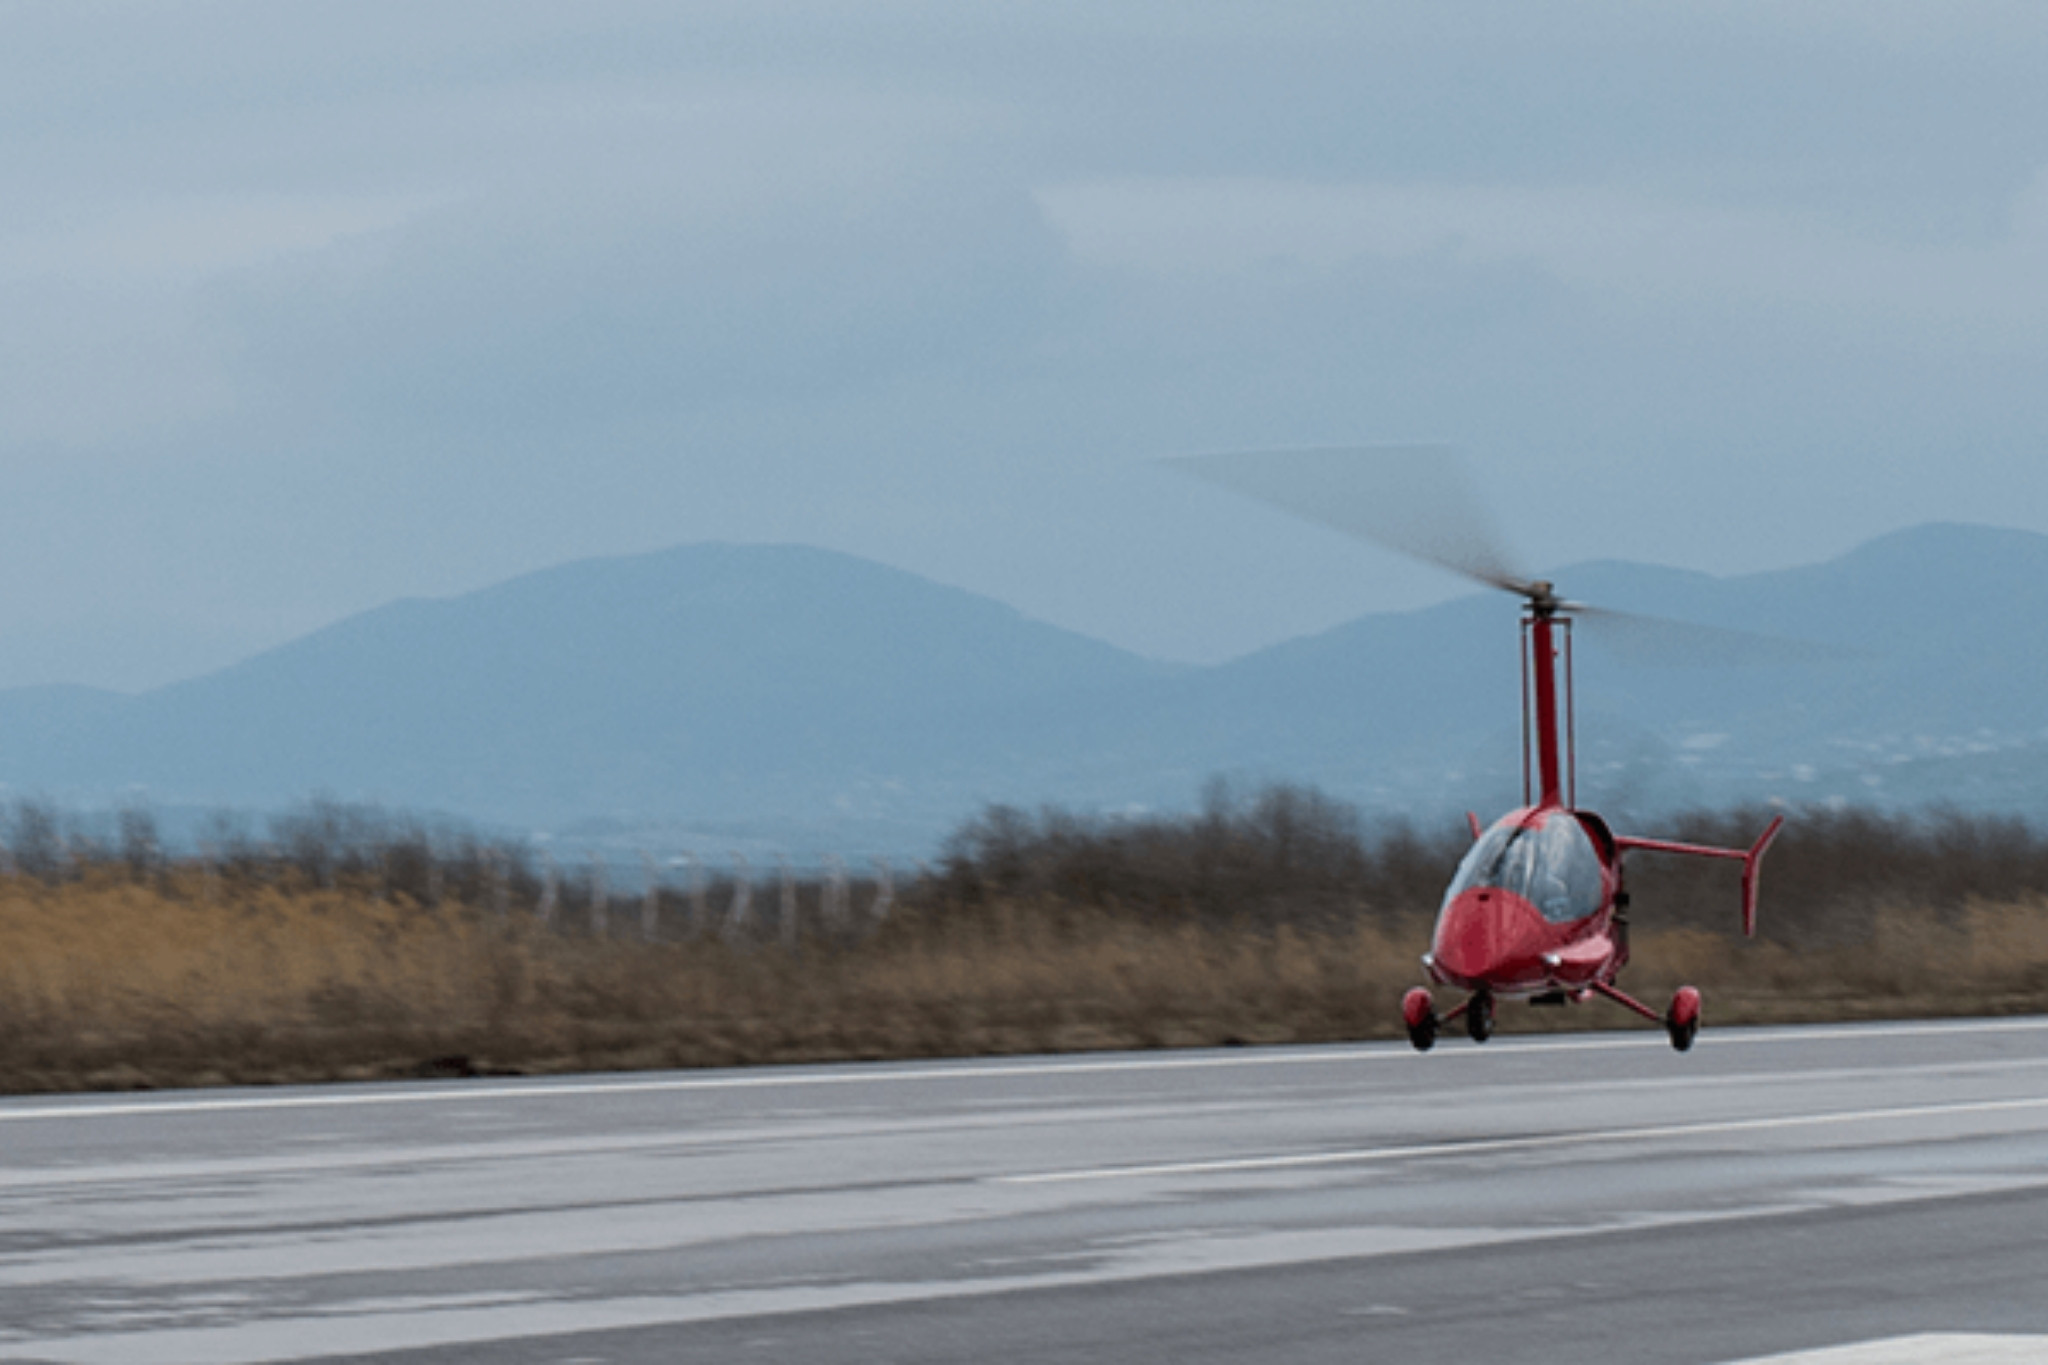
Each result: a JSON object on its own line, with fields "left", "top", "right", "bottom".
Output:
{"left": 1170, "top": 447, "right": 1783, "bottom": 1052}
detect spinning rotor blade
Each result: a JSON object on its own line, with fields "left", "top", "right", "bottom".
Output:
{"left": 1164, "top": 445, "right": 1540, "bottom": 600}
{"left": 1167, "top": 445, "right": 1848, "bottom": 667}
{"left": 1572, "top": 604, "right": 1854, "bottom": 668}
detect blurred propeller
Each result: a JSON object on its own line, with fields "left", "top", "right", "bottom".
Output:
{"left": 1568, "top": 604, "right": 1850, "bottom": 667}
{"left": 1166, "top": 445, "right": 1841, "bottom": 665}
{"left": 1164, "top": 445, "right": 1544, "bottom": 602}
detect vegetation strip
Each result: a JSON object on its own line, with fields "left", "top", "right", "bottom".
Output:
{"left": 6, "top": 787, "right": 2048, "bottom": 1094}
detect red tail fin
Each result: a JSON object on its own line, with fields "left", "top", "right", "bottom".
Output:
{"left": 1616, "top": 812, "right": 1787, "bottom": 938}
{"left": 1740, "top": 815, "right": 1785, "bottom": 938}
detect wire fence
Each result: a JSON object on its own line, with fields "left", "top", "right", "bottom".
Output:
{"left": 0, "top": 797, "right": 938, "bottom": 949}
{"left": 8, "top": 787, "right": 2048, "bottom": 953}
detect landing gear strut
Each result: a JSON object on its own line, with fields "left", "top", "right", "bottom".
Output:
{"left": 1587, "top": 978, "right": 1699, "bottom": 1051}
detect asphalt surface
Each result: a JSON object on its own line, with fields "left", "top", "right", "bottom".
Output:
{"left": 5, "top": 1017, "right": 2048, "bottom": 1363}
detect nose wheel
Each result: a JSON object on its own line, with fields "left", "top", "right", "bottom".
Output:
{"left": 1465, "top": 990, "right": 1495, "bottom": 1043}
{"left": 1402, "top": 987, "right": 1500, "bottom": 1049}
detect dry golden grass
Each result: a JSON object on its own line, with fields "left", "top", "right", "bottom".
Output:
{"left": 5, "top": 869, "right": 2048, "bottom": 1093}
{"left": 1618, "top": 895, "right": 2048, "bottom": 1027}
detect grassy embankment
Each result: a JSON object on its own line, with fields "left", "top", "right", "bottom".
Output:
{"left": 3, "top": 790, "right": 2048, "bottom": 1093}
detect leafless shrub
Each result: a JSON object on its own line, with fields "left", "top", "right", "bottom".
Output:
{"left": 118, "top": 806, "right": 159, "bottom": 879}
{"left": 931, "top": 781, "right": 1464, "bottom": 933}
{"left": 4, "top": 788, "right": 2048, "bottom": 1094}
{"left": 1623, "top": 805, "right": 2048, "bottom": 947}
{"left": 8, "top": 800, "right": 69, "bottom": 882}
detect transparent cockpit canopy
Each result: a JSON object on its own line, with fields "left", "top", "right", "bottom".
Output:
{"left": 1445, "top": 812, "right": 1607, "bottom": 925}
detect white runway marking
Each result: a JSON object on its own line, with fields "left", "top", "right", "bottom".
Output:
{"left": 995, "top": 1093, "right": 2048, "bottom": 1184}
{"left": 4, "top": 1018, "right": 2046, "bottom": 1363}
{"left": 1, "top": 1016, "right": 2043, "bottom": 1125}
{"left": 0, "top": 1230, "right": 1546, "bottom": 1365}
{"left": 1726, "top": 1335, "right": 2048, "bottom": 1363}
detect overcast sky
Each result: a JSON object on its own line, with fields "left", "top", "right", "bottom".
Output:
{"left": 6, "top": 2, "right": 2048, "bottom": 691}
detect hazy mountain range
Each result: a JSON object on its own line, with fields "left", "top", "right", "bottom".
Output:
{"left": 1, "top": 524, "right": 2043, "bottom": 854}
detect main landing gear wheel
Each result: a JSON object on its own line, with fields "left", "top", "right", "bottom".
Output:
{"left": 1402, "top": 988, "right": 1438, "bottom": 1052}
{"left": 1666, "top": 985, "right": 1702, "bottom": 1052}
{"left": 1466, "top": 990, "right": 1495, "bottom": 1043}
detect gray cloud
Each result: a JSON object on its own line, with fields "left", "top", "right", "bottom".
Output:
{"left": 3, "top": 3, "right": 2048, "bottom": 689}
{"left": 217, "top": 173, "right": 1068, "bottom": 439}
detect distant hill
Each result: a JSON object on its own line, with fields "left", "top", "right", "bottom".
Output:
{"left": 1154, "top": 522, "right": 2048, "bottom": 821}
{"left": 0, "top": 544, "right": 1183, "bottom": 848}
{"left": 1, "top": 525, "right": 2043, "bottom": 851}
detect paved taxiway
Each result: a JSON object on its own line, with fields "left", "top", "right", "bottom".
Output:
{"left": 4, "top": 1018, "right": 2048, "bottom": 1363}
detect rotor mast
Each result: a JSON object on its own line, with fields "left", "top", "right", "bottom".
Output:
{"left": 1522, "top": 581, "right": 1571, "bottom": 810}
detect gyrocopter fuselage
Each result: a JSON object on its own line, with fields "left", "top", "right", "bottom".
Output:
{"left": 1170, "top": 448, "right": 1783, "bottom": 1052}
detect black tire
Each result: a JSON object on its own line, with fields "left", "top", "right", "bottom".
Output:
{"left": 1667, "top": 1017, "right": 1697, "bottom": 1052}
{"left": 1466, "top": 992, "right": 1494, "bottom": 1043}
{"left": 1407, "top": 1015, "right": 1438, "bottom": 1052}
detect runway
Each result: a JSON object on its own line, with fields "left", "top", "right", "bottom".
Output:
{"left": 5, "top": 1018, "right": 2048, "bottom": 1363}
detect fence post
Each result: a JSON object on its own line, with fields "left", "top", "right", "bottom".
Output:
{"left": 539, "top": 851, "right": 560, "bottom": 928}
{"left": 725, "top": 852, "right": 752, "bottom": 938}
{"left": 589, "top": 851, "right": 609, "bottom": 938}
{"left": 778, "top": 856, "right": 798, "bottom": 952}
{"left": 687, "top": 851, "right": 708, "bottom": 937}
{"left": 640, "top": 851, "right": 660, "bottom": 942}
{"left": 870, "top": 857, "right": 894, "bottom": 922}
{"left": 824, "top": 854, "right": 848, "bottom": 929}
{"left": 491, "top": 849, "right": 510, "bottom": 922}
